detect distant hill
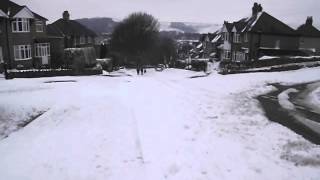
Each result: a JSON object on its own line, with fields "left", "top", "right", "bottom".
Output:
{"left": 76, "top": 17, "right": 118, "bottom": 35}
{"left": 160, "top": 22, "right": 221, "bottom": 34}
{"left": 75, "top": 17, "right": 221, "bottom": 38}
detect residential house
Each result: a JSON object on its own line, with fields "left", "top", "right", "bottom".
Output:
{"left": 296, "top": 17, "right": 320, "bottom": 55}
{"left": 0, "top": 0, "right": 50, "bottom": 69}
{"left": 218, "top": 3, "right": 303, "bottom": 67}
{"left": 48, "top": 11, "right": 96, "bottom": 49}
{"left": 47, "top": 11, "right": 97, "bottom": 67}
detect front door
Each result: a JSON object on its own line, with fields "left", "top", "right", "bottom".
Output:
{"left": 41, "top": 56, "right": 48, "bottom": 65}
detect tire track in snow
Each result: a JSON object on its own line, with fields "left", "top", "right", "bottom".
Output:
{"left": 129, "top": 107, "right": 145, "bottom": 165}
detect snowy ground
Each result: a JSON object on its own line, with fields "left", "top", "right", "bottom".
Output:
{"left": 0, "top": 68, "right": 320, "bottom": 180}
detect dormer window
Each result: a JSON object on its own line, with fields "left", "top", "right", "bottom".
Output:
{"left": 12, "top": 18, "right": 30, "bottom": 32}
{"left": 223, "top": 32, "right": 229, "bottom": 41}
{"left": 233, "top": 33, "right": 241, "bottom": 43}
{"left": 36, "top": 20, "right": 44, "bottom": 32}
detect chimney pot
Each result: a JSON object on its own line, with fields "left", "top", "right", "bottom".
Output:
{"left": 63, "top": 11, "right": 70, "bottom": 20}
{"left": 306, "top": 16, "right": 313, "bottom": 26}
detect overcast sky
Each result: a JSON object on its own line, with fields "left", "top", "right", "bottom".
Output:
{"left": 13, "top": 0, "right": 320, "bottom": 27}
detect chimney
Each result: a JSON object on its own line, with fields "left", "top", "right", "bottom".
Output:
{"left": 252, "top": 3, "right": 263, "bottom": 15}
{"left": 258, "top": 4, "right": 263, "bottom": 12}
{"left": 63, "top": 11, "right": 70, "bottom": 20}
{"left": 306, "top": 16, "right": 313, "bottom": 26}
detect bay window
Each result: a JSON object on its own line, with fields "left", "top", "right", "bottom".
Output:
{"left": 14, "top": 45, "right": 32, "bottom": 60}
{"left": 35, "top": 43, "right": 50, "bottom": 57}
{"left": 12, "top": 18, "right": 30, "bottom": 32}
{"left": 232, "top": 52, "right": 245, "bottom": 62}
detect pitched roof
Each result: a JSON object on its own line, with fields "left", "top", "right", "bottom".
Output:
{"left": 0, "top": 1, "right": 47, "bottom": 20}
{"left": 296, "top": 23, "right": 320, "bottom": 37}
{"left": 49, "top": 19, "right": 97, "bottom": 37}
{"left": 224, "top": 11, "right": 296, "bottom": 36}
{"left": 0, "top": 9, "right": 8, "bottom": 18}
{"left": 249, "top": 12, "right": 296, "bottom": 35}
{"left": 47, "top": 24, "right": 64, "bottom": 37}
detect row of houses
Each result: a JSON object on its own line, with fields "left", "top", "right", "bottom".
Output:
{"left": 0, "top": 0, "right": 97, "bottom": 70}
{"left": 192, "top": 3, "right": 320, "bottom": 68}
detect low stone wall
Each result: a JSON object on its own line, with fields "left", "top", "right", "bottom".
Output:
{"left": 6, "top": 69, "right": 102, "bottom": 79}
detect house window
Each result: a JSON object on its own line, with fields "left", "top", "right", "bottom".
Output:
{"left": 12, "top": 18, "right": 30, "bottom": 32}
{"left": 35, "top": 43, "right": 50, "bottom": 57}
{"left": 80, "top": 36, "right": 85, "bottom": 44}
{"left": 14, "top": 45, "right": 32, "bottom": 60}
{"left": 232, "top": 51, "right": 245, "bottom": 62}
{"left": 73, "top": 37, "right": 77, "bottom": 47}
{"left": 244, "top": 33, "right": 248, "bottom": 42}
{"left": 275, "top": 40, "right": 280, "bottom": 49}
{"left": 88, "top": 37, "right": 92, "bottom": 43}
{"left": 224, "top": 50, "right": 231, "bottom": 59}
{"left": 233, "top": 33, "right": 241, "bottom": 43}
{"left": 223, "top": 32, "right": 229, "bottom": 41}
{"left": 0, "top": 46, "right": 3, "bottom": 63}
{"left": 36, "top": 20, "right": 44, "bottom": 32}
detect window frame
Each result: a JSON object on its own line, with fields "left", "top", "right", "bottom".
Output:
{"left": 233, "top": 33, "right": 241, "bottom": 43}
{"left": 80, "top": 36, "right": 86, "bottom": 44}
{"left": 14, "top": 45, "right": 32, "bottom": 61}
{"left": 35, "top": 20, "right": 44, "bottom": 32}
{"left": 34, "top": 43, "right": 50, "bottom": 57}
{"left": 223, "top": 32, "right": 229, "bottom": 42}
{"left": 12, "top": 18, "right": 30, "bottom": 33}
{"left": 224, "top": 50, "right": 231, "bottom": 59}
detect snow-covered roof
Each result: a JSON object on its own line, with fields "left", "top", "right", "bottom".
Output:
{"left": 248, "top": 12, "right": 263, "bottom": 31}
{"left": 259, "top": 56, "right": 279, "bottom": 60}
{"left": 0, "top": 10, "right": 8, "bottom": 18}
{"left": 209, "top": 52, "right": 216, "bottom": 57}
{"left": 217, "top": 44, "right": 224, "bottom": 49}
{"left": 196, "top": 43, "right": 203, "bottom": 49}
{"left": 299, "top": 48, "right": 316, "bottom": 52}
{"left": 211, "top": 35, "right": 221, "bottom": 43}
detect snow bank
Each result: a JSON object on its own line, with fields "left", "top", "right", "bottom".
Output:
{"left": 259, "top": 56, "right": 279, "bottom": 60}
{"left": 310, "top": 87, "right": 320, "bottom": 108}
{"left": 278, "top": 88, "right": 299, "bottom": 110}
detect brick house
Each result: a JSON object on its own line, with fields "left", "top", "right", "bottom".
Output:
{"left": 218, "top": 3, "right": 305, "bottom": 67}
{"left": 296, "top": 17, "right": 320, "bottom": 55}
{"left": 47, "top": 11, "right": 97, "bottom": 67}
{"left": 0, "top": 0, "right": 50, "bottom": 69}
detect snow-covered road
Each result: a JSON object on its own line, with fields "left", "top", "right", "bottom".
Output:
{"left": 0, "top": 68, "right": 320, "bottom": 180}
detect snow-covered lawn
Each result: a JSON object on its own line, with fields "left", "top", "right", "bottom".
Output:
{"left": 0, "top": 68, "right": 320, "bottom": 180}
